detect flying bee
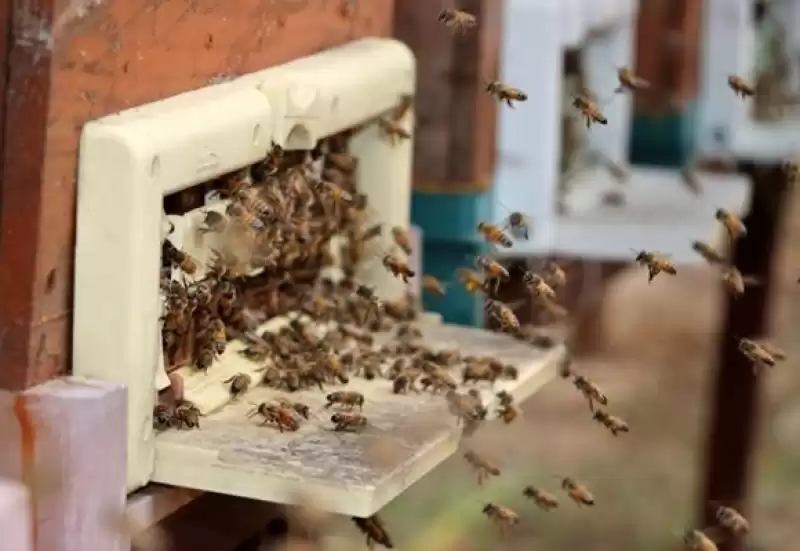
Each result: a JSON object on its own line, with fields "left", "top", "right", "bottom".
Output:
{"left": 247, "top": 403, "right": 299, "bottom": 432}
{"left": 721, "top": 266, "right": 759, "bottom": 297}
{"left": 173, "top": 401, "right": 200, "bottom": 430}
{"left": 495, "top": 390, "right": 521, "bottom": 424}
{"left": 437, "top": 7, "right": 477, "bottom": 32}
{"left": 162, "top": 241, "right": 198, "bottom": 275}
{"left": 325, "top": 390, "right": 365, "bottom": 410}
{"left": 485, "top": 299, "right": 521, "bottom": 333}
{"left": 692, "top": 241, "right": 726, "bottom": 265}
{"left": 572, "top": 374, "right": 608, "bottom": 412}
{"left": 377, "top": 118, "right": 412, "bottom": 145}
{"left": 728, "top": 75, "right": 754, "bottom": 99}
{"left": 715, "top": 208, "right": 747, "bottom": 241}
{"left": 391, "top": 226, "right": 413, "bottom": 255}
{"left": 477, "top": 221, "right": 513, "bottom": 248}
{"left": 522, "top": 271, "right": 556, "bottom": 301}
{"left": 592, "top": 409, "right": 630, "bottom": 436}
{"left": 198, "top": 210, "right": 228, "bottom": 234}
{"left": 561, "top": 477, "right": 594, "bottom": 506}
{"left": 783, "top": 157, "right": 799, "bottom": 183}
{"left": 382, "top": 254, "right": 415, "bottom": 283}
{"left": 351, "top": 514, "right": 394, "bottom": 550}
{"left": 331, "top": 412, "right": 368, "bottom": 432}
{"left": 523, "top": 486, "right": 559, "bottom": 511}
{"left": 421, "top": 275, "right": 448, "bottom": 297}
{"left": 543, "top": 262, "right": 567, "bottom": 289}
{"left": 714, "top": 504, "right": 750, "bottom": 536}
{"left": 683, "top": 529, "right": 719, "bottom": 551}
{"left": 223, "top": 373, "right": 251, "bottom": 399}
{"left": 572, "top": 93, "right": 608, "bottom": 128}
{"left": 482, "top": 504, "right": 519, "bottom": 535}
{"left": 633, "top": 250, "right": 676, "bottom": 283}
{"left": 476, "top": 256, "right": 510, "bottom": 292}
{"left": 738, "top": 338, "right": 781, "bottom": 374}
{"left": 463, "top": 450, "right": 501, "bottom": 486}
{"left": 615, "top": 66, "right": 650, "bottom": 93}
{"left": 457, "top": 267, "right": 485, "bottom": 294}
{"left": 485, "top": 81, "right": 528, "bottom": 108}
{"left": 326, "top": 151, "right": 358, "bottom": 173}
{"left": 153, "top": 404, "right": 173, "bottom": 431}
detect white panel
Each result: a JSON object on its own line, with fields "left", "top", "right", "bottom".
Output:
{"left": 561, "top": 0, "right": 586, "bottom": 47}
{"left": 73, "top": 38, "right": 415, "bottom": 492}
{"left": 495, "top": 0, "right": 563, "bottom": 253}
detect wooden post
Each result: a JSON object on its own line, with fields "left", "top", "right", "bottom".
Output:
{"left": 0, "top": 378, "right": 128, "bottom": 551}
{"left": 698, "top": 165, "right": 789, "bottom": 551}
{"left": 0, "top": 479, "right": 33, "bottom": 551}
{"left": 0, "top": 0, "right": 396, "bottom": 390}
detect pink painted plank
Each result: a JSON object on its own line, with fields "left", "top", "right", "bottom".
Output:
{"left": 0, "top": 378, "right": 128, "bottom": 551}
{"left": 0, "top": 478, "right": 33, "bottom": 551}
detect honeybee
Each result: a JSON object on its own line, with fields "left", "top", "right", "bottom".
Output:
{"left": 572, "top": 93, "right": 608, "bottom": 128}
{"left": 615, "top": 67, "right": 650, "bottom": 93}
{"left": 391, "top": 226, "right": 413, "bottom": 255}
{"left": 485, "top": 299, "right": 521, "bottom": 333}
{"left": 457, "top": 267, "right": 485, "bottom": 294}
{"left": 276, "top": 398, "right": 311, "bottom": 420}
{"left": 783, "top": 157, "right": 799, "bottom": 183}
{"left": 462, "top": 360, "right": 500, "bottom": 385}
{"left": 692, "top": 241, "right": 726, "bottom": 265}
{"left": 633, "top": 250, "right": 677, "bottom": 283}
{"left": 715, "top": 208, "right": 747, "bottom": 241}
{"left": 523, "top": 271, "right": 556, "bottom": 301}
{"left": 463, "top": 450, "right": 501, "bottom": 485}
{"left": 543, "top": 262, "right": 567, "bottom": 289}
{"left": 482, "top": 504, "right": 519, "bottom": 535}
{"left": 378, "top": 118, "right": 411, "bottom": 145}
{"left": 247, "top": 403, "right": 299, "bottom": 432}
{"left": 225, "top": 201, "right": 264, "bottom": 232}
{"left": 572, "top": 374, "right": 608, "bottom": 412}
{"left": 392, "top": 94, "right": 414, "bottom": 122}
{"left": 523, "top": 486, "right": 559, "bottom": 511}
{"left": 392, "top": 366, "right": 422, "bottom": 394}
{"left": 173, "top": 401, "right": 201, "bottom": 430}
{"left": 153, "top": 404, "right": 173, "bottom": 431}
{"left": 198, "top": 210, "right": 228, "bottom": 234}
{"left": 714, "top": 504, "right": 750, "bottom": 536}
{"left": 592, "top": 409, "right": 629, "bottom": 436}
{"left": 721, "top": 266, "right": 759, "bottom": 297}
{"left": 331, "top": 412, "right": 368, "bottom": 432}
{"left": 194, "top": 341, "right": 218, "bottom": 373}
{"left": 728, "top": 75, "right": 754, "bottom": 99}
{"left": 497, "top": 204, "right": 531, "bottom": 240}
{"left": 351, "top": 514, "right": 393, "bottom": 550}
{"left": 445, "top": 390, "right": 485, "bottom": 436}
{"left": 561, "top": 477, "right": 594, "bottom": 506}
{"left": 477, "top": 221, "right": 513, "bottom": 248}
{"left": 326, "top": 151, "right": 358, "bottom": 174}
{"left": 476, "top": 256, "right": 510, "bottom": 292}
{"left": 683, "top": 529, "right": 719, "bottom": 551}
{"left": 486, "top": 81, "right": 528, "bottom": 108}
{"left": 324, "top": 390, "right": 365, "bottom": 410}
{"left": 496, "top": 392, "right": 520, "bottom": 424}
{"left": 382, "top": 254, "right": 415, "bottom": 283}
{"left": 421, "top": 275, "right": 447, "bottom": 296}
{"left": 162, "top": 241, "right": 198, "bottom": 275}
{"left": 437, "top": 7, "right": 477, "bottom": 32}
{"left": 223, "top": 373, "right": 251, "bottom": 399}
{"left": 738, "top": 338, "right": 782, "bottom": 374}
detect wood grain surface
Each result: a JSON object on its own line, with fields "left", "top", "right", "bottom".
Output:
{"left": 0, "top": 0, "right": 393, "bottom": 390}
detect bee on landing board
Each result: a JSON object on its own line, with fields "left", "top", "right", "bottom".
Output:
{"left": 495, "top": 390, "right": 521, "bottom": 424}
{"left": 572, "top": 93, "right": 608, "bottom": 128}
{"left": 715, "top": 208, "right": 747, "bottom": 241}
{"left": 728, "top": 75, "right": 754, "bottom": 99}
{"left": 331, "top": 412, "right": 368, "bottom": 432}
{"left": 482, "top": 504, "right": 519, "bottom": 536}
{"left": 477, "top": 221, "right": 513, "bottom": 248}
{"left": 523, "top": 486, "right": 559, "bottom": 511}
{"left": 223, "top": 373, "right": 251, "bottom": 399}
{"left": 485, "top": 81, "right": 528, "bottom": 108}
{"left": 692, "top": 241, "right": 726, "bottom": 265}
{"left": 463, "top": 450, "right": 501, "bottom": 485}
{"left": 592, "top": 409, "right": 630, "bottom": 436}
{"left": 437, "top": 7, "right": 477, "bottom": 32}
{"left": 324, "top": 390, "right": 365, "bottom": 410}
{"left": 561, "top": 477, "right": 594, "bottom": 506}
{"left": 351, "top": 514, "right": 394, "bottom": 550}
{"left": 615, "top": 67, "right": 650, "bottom": 94}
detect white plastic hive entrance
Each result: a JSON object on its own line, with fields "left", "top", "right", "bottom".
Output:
{"left": 73, "top": 38, "right": 414, "bottom": 493}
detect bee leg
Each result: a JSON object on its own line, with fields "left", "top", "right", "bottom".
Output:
{"left": 505, "top": 98, "right": 514, "bottom": 109}
{"left": 588, "top": 399, "right": 595, "bottom": 413}
{"left": 585, "top": 116, "right": 591, "bottom": 129}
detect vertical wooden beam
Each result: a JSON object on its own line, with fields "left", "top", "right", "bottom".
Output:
{"left": 0, "top": 378, "right": 128, "bottom": 551}
{"left": 699, "top": 165, "right": 789, "bottom": 551}
{"left": 395, "top": 0, "right": 501, "bottom": 192}
{"left": 0, "top": 0, "right": 56, "bottom": 391}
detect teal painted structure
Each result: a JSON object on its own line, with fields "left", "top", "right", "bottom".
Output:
{"left": 629, "top": 101, "right": 698, "bottom": 168}
{"left": 411, "top": 189, "right": 494, "bottom": 327}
